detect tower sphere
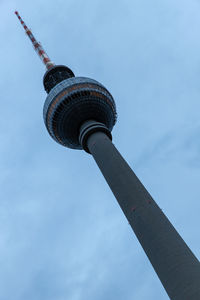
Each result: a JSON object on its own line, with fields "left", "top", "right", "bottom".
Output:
{"left": 43, "top": 74, "right": 117, "bottom": 150}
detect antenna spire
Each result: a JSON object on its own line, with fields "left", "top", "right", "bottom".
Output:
{"left": 15, "top": 11, "right": 55, "bottom": 70}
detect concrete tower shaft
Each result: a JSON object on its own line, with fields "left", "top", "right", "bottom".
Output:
{"left": 82, "top": 127, "right": 200, "bottom": 300}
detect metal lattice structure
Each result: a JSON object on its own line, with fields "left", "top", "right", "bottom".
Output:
{"left": 15, "top": 11, "right": 54, "bottom": 69}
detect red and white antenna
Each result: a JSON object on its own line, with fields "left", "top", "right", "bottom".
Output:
{"left": 15, "top": 11, "right": 55, "bottom": 70}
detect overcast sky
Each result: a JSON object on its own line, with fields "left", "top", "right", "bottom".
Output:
{"left": 1, "top": 0, "right": 200, "bottom": 299}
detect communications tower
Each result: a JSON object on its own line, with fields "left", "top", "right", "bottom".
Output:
{"left": 15, "top": 11, "right": 200, "bottom": 300}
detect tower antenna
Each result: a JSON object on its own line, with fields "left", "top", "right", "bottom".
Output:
{"left": 15, "top": 11, "right": 54, "bottom": 70}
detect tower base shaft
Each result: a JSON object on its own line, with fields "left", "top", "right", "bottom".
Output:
{"left": 86, "top": 130, "right": 200, "bottom": 300}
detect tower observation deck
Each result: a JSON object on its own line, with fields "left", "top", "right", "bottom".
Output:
{"left": 15, "top": 11, "right": 200, "bottom": 300}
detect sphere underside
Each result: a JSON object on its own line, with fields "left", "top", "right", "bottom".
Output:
{"left": 43, "top": 77, "right": 117, "bottom": 149}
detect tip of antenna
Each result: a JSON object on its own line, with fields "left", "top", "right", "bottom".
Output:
{"left": 14, "top": 11, "right": 18, "bottom": 15}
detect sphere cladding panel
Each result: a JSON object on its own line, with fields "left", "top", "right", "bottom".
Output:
{"left": 43, "top": 77, "right": 117, "bottom": 149}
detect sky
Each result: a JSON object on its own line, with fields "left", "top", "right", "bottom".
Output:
{"left": 1, "top": 0, "right": 200, "bottom": 299}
